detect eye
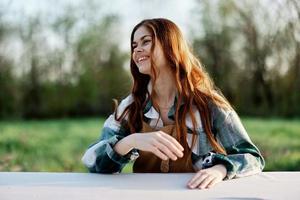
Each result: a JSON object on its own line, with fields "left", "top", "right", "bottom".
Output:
{"left": 143, "top": 40, "right": 151, "bottom": 45}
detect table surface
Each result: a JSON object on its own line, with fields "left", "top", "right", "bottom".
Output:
{"left": 0, "top": 172, "right": 299, "bottom": 200}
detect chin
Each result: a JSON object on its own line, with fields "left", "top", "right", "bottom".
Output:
{"left": 138, "top": 66, "right": 151, "bottom": 75}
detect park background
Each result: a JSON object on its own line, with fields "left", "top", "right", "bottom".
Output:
{"left": 0, "top": 0, "right": 299, "bottom": 172}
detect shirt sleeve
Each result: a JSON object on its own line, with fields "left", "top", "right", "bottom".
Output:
{"left": 209, "top": 104, "right": 265, "bottom": 180}
{"left": 81, "top": 95, "right": 133, "bottom": 173}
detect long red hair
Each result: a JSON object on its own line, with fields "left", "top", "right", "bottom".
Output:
{"left": 115, "top": 18, "right": 230, "bottom": 155}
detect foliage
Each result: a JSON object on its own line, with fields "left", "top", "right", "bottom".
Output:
{"left": 0, "top": 0, "right": 299, "bottom": 118}
{"left": 192, "top": 0, "right": 300, "bottom": 117}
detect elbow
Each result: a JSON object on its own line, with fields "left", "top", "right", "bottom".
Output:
{"left": 88, "top": 167, "right": 115, "bottom": 174}
{"left": 86, "top": 158, "right": 123, "bottom": 174}
{"left": 85, "top": 162, "right": 118, "bottom": 174}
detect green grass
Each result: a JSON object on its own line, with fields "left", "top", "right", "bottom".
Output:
{"left": 0, "top": 118, "right": 102, "bottom": 172}
{"left": 0, "top": 117, "right": 299, "bottom": 172}
{"left": 242, "top": 118, "right": 300, "bottom": 171}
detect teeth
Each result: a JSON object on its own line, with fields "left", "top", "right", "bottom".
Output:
{"left": 138, "top": 56, "right": 148, "bottom": 62}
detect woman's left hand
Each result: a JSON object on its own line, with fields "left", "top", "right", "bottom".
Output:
{"left": 187, "top": 164, "right": 227, "bottom": 189}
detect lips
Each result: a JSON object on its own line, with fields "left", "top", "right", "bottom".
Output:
{"left": 136, "top": 56, "right": 150, "bottom": 63}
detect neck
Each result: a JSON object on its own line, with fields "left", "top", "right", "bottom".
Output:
{"left": 151, "top": 70, "right": 177, "bottom": 107}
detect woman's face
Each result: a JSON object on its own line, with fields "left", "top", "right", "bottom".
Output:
{"left": 132, "top": 26, "right": 168, "bottom": 76}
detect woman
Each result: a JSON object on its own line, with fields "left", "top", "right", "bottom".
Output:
{"left": 82, "top": 18, "right": 265, "bottom": 189}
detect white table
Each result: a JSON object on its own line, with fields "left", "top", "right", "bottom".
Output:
{"left": 0, "top": 172, "right": 299, "bottom": 200}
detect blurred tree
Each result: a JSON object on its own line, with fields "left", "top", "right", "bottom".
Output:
{"left": 228, "top": 1, "right": 273, "bottom": 115}
{"left": 0, "top": 56, "right": 19, "bottom": 118}
{"left": 192, "top": 0, "right": 300, "bottom": 117}
{"left": 18, "top": 16, "right": 45, "bottom": 118}
{"left": 0, "top": 6, "right": 20, "bottom": 119}
{"left": 10, "top": 2, "right": 131, "bottom": 118}
{"left": 193, "top": 1, "right": 238, "bottom": 105}
{"left": 1, "top": 0, "right": 299, "bottom": 118}
{"left": 74, "top": 15, "right": 131, "bottom": 116}
{"left": 279, "top": 0, "right": 300, "bottom": 116}
{"left": 41, "top": 5, "right": 80, "bottom": 118}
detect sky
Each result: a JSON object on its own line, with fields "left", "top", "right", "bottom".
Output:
{"left": 1, "top": 0, "right": 197, "bottom": 50}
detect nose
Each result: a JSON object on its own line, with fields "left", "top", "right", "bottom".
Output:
{"left": 134, "top": 45, "right": 144, "bottom": 53}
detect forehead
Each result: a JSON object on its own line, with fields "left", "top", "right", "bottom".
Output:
{"left": 133, "top": 26, "right": 152, "bottom": 42}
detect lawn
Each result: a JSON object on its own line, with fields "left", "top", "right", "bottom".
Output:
{"left": 0, "top": 117, "right": 299, "bottom": 172}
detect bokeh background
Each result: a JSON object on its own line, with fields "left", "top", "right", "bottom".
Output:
{"left": 0, "top": 0, "right": 299, "bottom": 172}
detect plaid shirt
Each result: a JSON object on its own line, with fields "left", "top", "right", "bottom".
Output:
{"left": 82, "top": 92, "right": 265, "bottom": 180}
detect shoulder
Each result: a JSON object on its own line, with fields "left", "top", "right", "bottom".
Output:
{"left": 102, "top": 94, "right": 133, "bottom": 131}
{"left": 115, "top": 94, "right": 134, "bottom": 118}
{"left": 118, "top": 94, "right": 134, "bottom": 108}
{"left": 207, "top": 101, "right": 234, "bottom": 128}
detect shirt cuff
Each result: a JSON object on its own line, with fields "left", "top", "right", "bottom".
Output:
{"left": 104, "top": 135, "right": 131, "bottom": 165}
{"left": 212, "top": 153, "right": 236, "bottom": 180}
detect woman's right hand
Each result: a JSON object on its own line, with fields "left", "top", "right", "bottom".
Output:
{"left": 130, "top": 131, "right": 184, "bottom": 161}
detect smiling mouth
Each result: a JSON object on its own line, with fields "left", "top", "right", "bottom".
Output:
{"left": 137, "top": 56, "right": 149, "bottom": 63}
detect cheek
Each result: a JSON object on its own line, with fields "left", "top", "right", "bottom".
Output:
{"left": 153, "top": 44, "right": 164, "bottom": 58}
{"left": 145, "top": 43, "right": 152, "bottom": 52}
{"left": 153, "top": 51, "right": 166, "bottom": 67}
{"left": 152, "top": 49, "right": 159, "bottom": 62}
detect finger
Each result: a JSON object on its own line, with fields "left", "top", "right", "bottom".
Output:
{"left": 207, "top": 177, "right": 219, "bottom": 189}
{"left": 188, "top": 170, "right": 203, "bottom": 185}
{"left": 156, "top": 133, "right": 184, "bottom": 158}
{"left": 161, "top": 132, "right": 184, "bottom": 151}
{"left": 153, "top": 140, "right": 178, "bottom": 160}
{"left": 198, "top": 175, "right": 215, "bottom": 189}
{"left": 159, "top": 131, "right": 184, "bottom": 152}
{"left": 188, "top": 172, "right": 209, "bottom": 189}
{"left": 152, "top": 147, "right": 168, "bottom": 160}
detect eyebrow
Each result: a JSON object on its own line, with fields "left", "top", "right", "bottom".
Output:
{"left": 132, "top": 35, "right": 152, "bottom": 45}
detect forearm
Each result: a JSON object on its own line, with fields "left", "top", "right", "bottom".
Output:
{"left": 212, "top": 148, "right": 264, "bottom": 180}
{"left": 82, "top": 135, "right": 132, "bottom": 173}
